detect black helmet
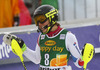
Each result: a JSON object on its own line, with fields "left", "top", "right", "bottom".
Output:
{"left": 33, "top": 5, "right": 58, "bottom": 34}
{"left": 34, "top": 5, "right": 58, "bottom": 25}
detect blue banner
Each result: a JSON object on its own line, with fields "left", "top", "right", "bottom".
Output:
{"left": 0, "top": 25, "right": 100, "bottom": 70}
{"left": 0, "top": 25, "right": 100, "bottom": 60}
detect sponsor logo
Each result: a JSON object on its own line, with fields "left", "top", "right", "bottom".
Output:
{"left": 73, "top": 42, "right": 80, "bottom": 54}
{"left": 45, "top": 9, "right": 58, "bottom": 18}
{"left": 39, "top": 65, "right": 70, "bottom": 70}
{"left": 73, "top": 42, "right": 76, "bottom": 46}
{"left": 0, "top": 42, "right": 12, "bottom": 59}
{"left": 41, "top": 35, "right": 45, "bottom": 40}
{"left": 60, "top": 34, "right": 65, "bottom": 40}
{"left": 39, "top": 67, "right": 60, "bottom": 70}
{"left": 45, "top": 40, "right": 56, "bottom": 46}
{"left": 40, "top": 46, "right": 64, "bottom": 53}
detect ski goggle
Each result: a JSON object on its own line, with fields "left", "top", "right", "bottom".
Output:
{"left": 34, "top": 15, "right": 48, "bottom": 26}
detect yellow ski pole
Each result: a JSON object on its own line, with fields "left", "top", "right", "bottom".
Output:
{"left": 11, "top": 39, "right": 27, "bottom": 70}
{"left": 82, "top": 43, "right": 95, "bottom": 70}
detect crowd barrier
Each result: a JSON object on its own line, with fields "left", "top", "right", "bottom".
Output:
{"left": 0, "top": 18, "right": 100, "bottom": 70}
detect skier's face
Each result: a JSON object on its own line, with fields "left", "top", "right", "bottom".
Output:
{"left": 38, "top": 19, "right": 50, "bottom": 33}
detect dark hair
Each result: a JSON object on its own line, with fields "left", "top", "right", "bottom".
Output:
{"left": 55, "top": 22, "right": 60, "bottom": 26}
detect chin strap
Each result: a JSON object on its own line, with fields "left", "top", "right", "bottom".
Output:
{"left": 37, "top": 25, "right": 49, "bottom": 32}
{"left": 37, "top": 24, "right": 55, "bottom": 34}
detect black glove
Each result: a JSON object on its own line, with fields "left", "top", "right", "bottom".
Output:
{"left": 13, "top": 37, "right": 27, "bottom": 52}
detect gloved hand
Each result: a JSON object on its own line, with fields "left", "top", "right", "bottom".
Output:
{"left": 12, "top": 37, "right": 27, "bottom": 52}
{"left": 3, "top": 34, "right": 26, "bottom": 52}
{"left": 3, "top": 34, "right": 17, "bottom": 45}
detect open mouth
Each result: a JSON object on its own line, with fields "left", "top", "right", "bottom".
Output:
{"left": 39, "top": 26, "right": 46, "bottom": 31}
{"left": 40, "top": 25, "right": 48, "bottom": 30}
{"left": 41, "top": 26, "right": 45, "bottom": 30}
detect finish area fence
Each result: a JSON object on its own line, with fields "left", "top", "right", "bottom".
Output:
{"left": 0, "top": 18, "right": 100, "bottom": 70}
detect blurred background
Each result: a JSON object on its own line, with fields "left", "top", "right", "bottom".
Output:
{"left": 0, "top": 0, "right": 100, "bottom": 70}
{"left": 1, "top": 0, "right": 100, "bottom": 28}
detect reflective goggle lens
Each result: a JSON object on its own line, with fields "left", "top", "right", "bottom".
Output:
{"left": 34, "top": 15, "right": 47, "bottom": 26}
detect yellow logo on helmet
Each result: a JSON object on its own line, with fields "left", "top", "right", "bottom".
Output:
{"left": 45, "top": 9, "right": 58, "bottom": 18}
